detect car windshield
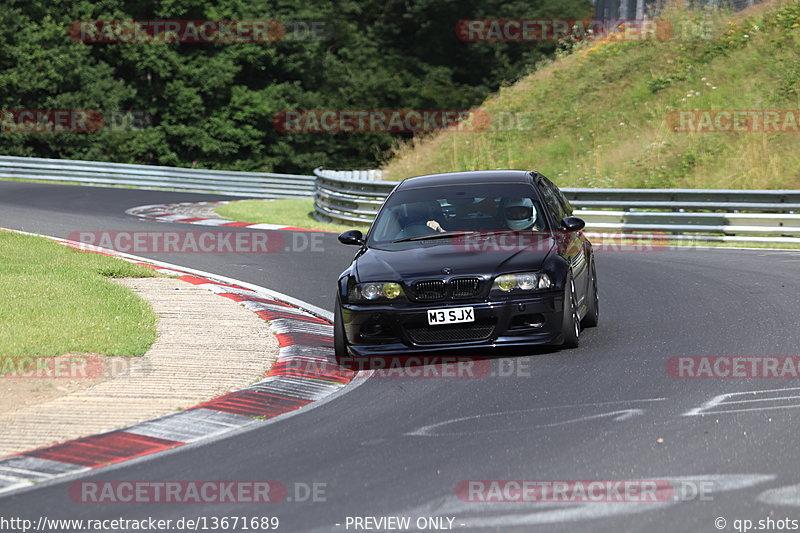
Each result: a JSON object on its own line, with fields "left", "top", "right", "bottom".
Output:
{"left": 367, "top": 183, "right": 549, "bottom": 245}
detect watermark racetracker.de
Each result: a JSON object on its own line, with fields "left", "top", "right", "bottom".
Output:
{"left": 0, "top": 355, "right": 151, "bottom": 379}
{"left": 456, "top": 479, "right": 715, "bottom": 503}
{"left": 456, "top": 19, "right": 674, "bottom": 42}
{"left": 68, "top": 230, "right": 325, "bottom": 254}
{"left": 272, "top": 109, "right": 537, "bottom": 133}
{"left": 284, "top": 356, "right": 536, "bottom": 379}
{"left": 449, "top": 231, "right": 672, "bottom": 254}
{"left": 0, "top": 110, "right": 150, "bottom": 133}
{"left": 669, "top": 110, "right": 800, "bottom": 133}
{"left": 68, "top": 20, "right": 331, "bottom": 43}
{"left": 668, "top": 356, "right": 800, "bottom": 378}
{"left": 69, "top": 480, "right": 326, "bottom": 504}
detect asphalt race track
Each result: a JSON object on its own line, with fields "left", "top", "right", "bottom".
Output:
{"left": 2, "top": 180, "right": 800, "bottom": 532}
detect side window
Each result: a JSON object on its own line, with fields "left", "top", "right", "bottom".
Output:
{"left": 540, "top": 176, "right": 573, "bottom": 217}
{"left": 556, "top": 187, "right": 573, "bottom": 216}
{"left": 536, "top": 180, "right": 565, "bottom": 223}
{"left": 557, "top": 190, "right": 574, "bottom": 216}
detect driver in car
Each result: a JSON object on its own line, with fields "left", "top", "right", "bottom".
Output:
{"left": 425, "top": 197, "right": 538, "bottom": 232}
{"left": 501, "top": 198, "right": 538, "bottom": 230}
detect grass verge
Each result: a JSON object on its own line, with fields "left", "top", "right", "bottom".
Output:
{"left": 215, "top": 198, "right": 371, "bottom": 233}
{"left": 383, "top": 0, "right": 800, "bottom": 190}
{"left": 0, "top": 231, "right": 158, "bottom": 358}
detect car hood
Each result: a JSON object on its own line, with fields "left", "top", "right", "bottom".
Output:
{"left": 355, "top": 234, "right": 556, "bottom": 281}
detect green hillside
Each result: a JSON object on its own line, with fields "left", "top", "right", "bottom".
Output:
{"left": 383, "top": 0, "right": 800, "bottom": 190}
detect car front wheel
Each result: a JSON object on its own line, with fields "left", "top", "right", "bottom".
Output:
{"left": 561, "top": 274, "right": 580, "bottom": 348}
{"left": 334, "top": 299, "right": 349, "bottom": 364}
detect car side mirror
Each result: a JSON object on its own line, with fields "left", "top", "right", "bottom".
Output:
{"left": 561, "top": 216, "right": 585, "bottom": 232}
{"left": 338, "top": 229, "right": 365, "bottom": 246}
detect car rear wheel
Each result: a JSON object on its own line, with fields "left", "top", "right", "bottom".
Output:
{"left": 561, "top": 274, "right": 580, "bottom": 348}
{"left": 581, "top": 259, "right": 599, "bottom": 328}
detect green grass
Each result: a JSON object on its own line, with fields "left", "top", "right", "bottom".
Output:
{"left": 1, "top": 177, "right": 188, "bottom": 192}
{"left": 0, "top": 231, "right": 158, "bottom": 359}
{"left": 215, "top": 198, "right": 370, "bottom": 233}
{"left": 1, "top": 178, "right": 102, "bottom": 188}
{"left": 383, "top": 0, "right": 800, "bottom": 190}
{"left": 685, "top": 240, "right": 800, "bottom": 249}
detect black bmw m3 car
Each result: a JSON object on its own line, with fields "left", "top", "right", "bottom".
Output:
{"left": 334, "top": 170, "right": 598, "bottom": 360}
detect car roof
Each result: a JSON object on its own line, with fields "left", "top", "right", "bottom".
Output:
{"left": 396, "top": 170, "right": 535, "bottom": 190}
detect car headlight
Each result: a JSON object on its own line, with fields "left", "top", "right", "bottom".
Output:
{"left": 350, "top": 282, "right": 405, "bottom": 302}
{"left": 492, "top": 272, "right": 552, "bottom": 293}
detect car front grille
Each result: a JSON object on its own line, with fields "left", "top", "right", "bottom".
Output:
{"left": 414, "top": 280, "right": 446, "bottom": 301}
{"left": 451, "top": 277, "right": 481, "bottom": 298}
{"left": 412, "top": 277, "right": 482, "bottom": 302}
{"left": 405, "top": 319, "right": 495, "bottom": 344}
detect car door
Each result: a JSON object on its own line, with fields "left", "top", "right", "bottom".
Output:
{"left": 535, "top": 175, "right": 590, "bottom": 307}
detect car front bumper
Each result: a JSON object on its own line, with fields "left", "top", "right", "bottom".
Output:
{"left": 340, "top": 292, "right": 566, "bottom": 356}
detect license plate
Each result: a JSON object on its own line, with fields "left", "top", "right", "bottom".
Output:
{"left": 427, "top": 307, "right": 474, "bottom": 326}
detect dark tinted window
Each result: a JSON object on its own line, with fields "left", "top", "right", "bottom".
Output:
{"left": 368, "top": 183, "right": 548, "bottom": 244}
{"left": 536, "top": 180, "right": 566, "bottom": 221}
{"left": 538, "top": 176, "right": 573, "bottom": 219}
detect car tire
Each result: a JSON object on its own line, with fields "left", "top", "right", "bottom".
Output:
{"left": 334, "top": 299, "right": 349, "bottom": 365}
{"left": 561, "top": 274, "right": 580, "bottom": 348}
{"left": 581, "top": 258, "right": 599, "bottom": 328}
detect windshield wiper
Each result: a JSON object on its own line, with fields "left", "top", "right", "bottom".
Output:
{"left": 391, "top": 231, "right": 472, "bottom": 243}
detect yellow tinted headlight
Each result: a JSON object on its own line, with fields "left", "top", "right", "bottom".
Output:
{"left": 495, "top": 274, "right": 516, "bottom": 292}
{"left": 382, "top": 282, "right": 402, "bottom": 299}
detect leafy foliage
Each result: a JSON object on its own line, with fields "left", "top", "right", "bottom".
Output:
{"left": 0, "top": 0, "right": 591, "bottom": 172}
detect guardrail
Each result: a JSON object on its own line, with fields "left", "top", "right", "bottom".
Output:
{"left": 313, "top": 168, "right": 397, "bottom": 224}
{"left": 594, "top": 0, "right": 765, "bottom": 22}
{"left": 313, "top": 168, "right": 800, "bottom": 244}
{"left": 0, "top": 155, "right": 315, "bottom": 198}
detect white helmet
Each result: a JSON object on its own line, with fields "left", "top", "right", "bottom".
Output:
{"left": 503, "top": 198, "right": 536, "bottom": 230}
